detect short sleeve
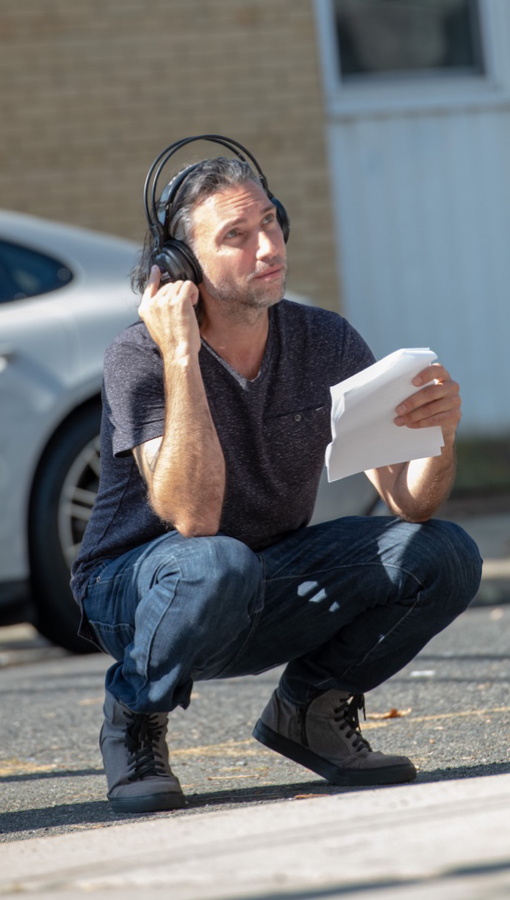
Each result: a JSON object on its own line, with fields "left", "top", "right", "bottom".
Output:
{"left": 103, "top": 328, "right": 165, "bottom": 457}
{"left": 339, "top": 318, "right": 376, "bottom": 380}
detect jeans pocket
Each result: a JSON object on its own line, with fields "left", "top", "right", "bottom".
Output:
{"left": 82, "top": 563, "right": 136, "bottom": 660}
{"left": 86, "top": 619, "right": 135, "bottom": 661}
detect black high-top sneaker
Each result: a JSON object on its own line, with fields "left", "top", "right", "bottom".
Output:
{"left": 253, "top": 688, "right": 416, "bottom": 786}
{"left": 100, "top": 690, "right": 186, "bottom": 813}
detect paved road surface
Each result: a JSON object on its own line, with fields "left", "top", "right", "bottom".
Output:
{"left": 1, "top": 602, "right": 510, "bottom": 844}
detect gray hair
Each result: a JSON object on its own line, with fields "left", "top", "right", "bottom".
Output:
{"left": 165, "top": 156, "right": 260, "bottom": 245}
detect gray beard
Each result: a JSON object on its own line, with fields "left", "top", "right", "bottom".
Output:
{"left": 206, "top": 284, "right": 284, "bottom": 326}
{"left": 210, "top": 276, "right": 286, "bottom": 309}
{"left": 202, "top": 259, "right": 287, "bottom": 317}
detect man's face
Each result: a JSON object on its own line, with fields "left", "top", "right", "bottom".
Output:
{"left": 189, "top": 180, "right": 287, "bottom": 313}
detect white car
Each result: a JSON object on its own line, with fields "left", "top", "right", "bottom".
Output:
{"left": 0, "top": 210, "right": 376, "bottom": 653}
{"left": 1, "top": 211, "right": 140, "bottom": 652}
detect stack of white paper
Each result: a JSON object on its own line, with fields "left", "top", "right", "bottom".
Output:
{"left": 325, "top": 348, "right": 445, "bottom": 482}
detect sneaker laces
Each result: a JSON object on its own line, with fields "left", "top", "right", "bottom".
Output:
{"left": 333, "top": 693, "right": 372, "bottom": 752}
{"left": 124, "top": 712, "right": 169, "bottom": 782}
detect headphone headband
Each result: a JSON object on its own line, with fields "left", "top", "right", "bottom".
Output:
{"left": 144, "top": 134, "right": 270, "bottom": 236}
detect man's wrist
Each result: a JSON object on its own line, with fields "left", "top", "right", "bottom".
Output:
{"left": 165, "top": 348, "right": 201, "bottom": 374}
{"left": 441, "top": 430, "right": 457, "bottom": 454}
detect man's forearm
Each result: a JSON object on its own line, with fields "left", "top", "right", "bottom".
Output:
{"left": 136, "top": 273, "right": 226, "bottom": 537}
{"left": 149, "top": 355, "right": 226, "bottom": 536}
{"left": 386, "top": 438, "right": 456, "bottom": 522}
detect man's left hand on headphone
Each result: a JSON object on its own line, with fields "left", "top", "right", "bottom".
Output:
{"left": 138, "top": 265, "right": 201, "bottom": 363}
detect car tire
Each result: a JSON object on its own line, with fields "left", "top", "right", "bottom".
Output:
{"left": 29, "top": 403, "right": 102, "bottom": 654}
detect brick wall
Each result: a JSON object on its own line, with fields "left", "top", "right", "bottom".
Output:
{"left": 0, "top": 0, "right": 341, "bottom": 310}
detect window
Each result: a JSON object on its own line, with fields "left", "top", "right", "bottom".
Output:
{"left": 333, "top": 0, "right": 484, "bottom": 82}
{"left": 0, "top": 240, "right": 73, "bottom": 304}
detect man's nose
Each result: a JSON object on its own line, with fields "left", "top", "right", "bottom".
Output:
{"left": 256, "top": 228, "right": 279, "bottom": 259}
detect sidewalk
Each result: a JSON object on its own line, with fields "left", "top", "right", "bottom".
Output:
{"left": 2, "top": 772, "right": 510, "bottom": 899}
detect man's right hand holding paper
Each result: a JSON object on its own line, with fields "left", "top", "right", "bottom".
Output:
{"left": 367, "top": 361, "right": 461, "bottom": 522}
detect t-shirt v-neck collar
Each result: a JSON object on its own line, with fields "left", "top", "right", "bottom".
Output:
{"left": 200, "top": 308, "right": 275, "bottom": 389}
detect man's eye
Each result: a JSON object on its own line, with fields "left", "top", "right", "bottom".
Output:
{"left": 263, "top": 213, "right": 276, "bottom": 225}
{"left": 226, "top": 228, "right": 240, "bottom": 239}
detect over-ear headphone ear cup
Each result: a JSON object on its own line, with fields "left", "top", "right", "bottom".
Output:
{"left": 271, "top": 197, "right": 290, "bottom": 243}
{"left": 155, "top": 239, "right": 203, "bottom": 285}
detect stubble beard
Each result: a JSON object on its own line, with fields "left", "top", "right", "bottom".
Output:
{"left": 204, "top": 259, "right": 287, "bottom": 319}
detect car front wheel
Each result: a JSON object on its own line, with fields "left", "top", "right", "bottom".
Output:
{"left": 29, "top": 403, "right": 102, "bottom": 654}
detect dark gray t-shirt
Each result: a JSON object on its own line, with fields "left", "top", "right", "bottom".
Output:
{"left": 71, "top": 299, "right": 374, "bottom": 604}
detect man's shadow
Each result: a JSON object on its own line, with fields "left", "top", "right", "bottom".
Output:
{"left": 2, "top": 761, "right": 510, "bottom": 836}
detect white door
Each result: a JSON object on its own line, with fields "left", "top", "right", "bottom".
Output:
{"left": 315, "top": 0, "right": 510, "bottom": 436}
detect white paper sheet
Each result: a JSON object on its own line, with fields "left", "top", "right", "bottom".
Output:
{"left": 325, "top": 348, "right": 445, "bottom": 482}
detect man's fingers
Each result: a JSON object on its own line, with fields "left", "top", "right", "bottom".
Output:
{"left": 140, "top": 275, "right": 184, "bottom": 321}
{"left": 395, "top": 395, "right": 462, "bottom": 428}
{"left": 139, "top": 267, "right": 162, "bottom": 317}
{"left": 140, "top": 274, "right": 198, "bottom": 311}
{"left": 398, "top": 379, "right": 457, "bottom": 412}
{"left": 395, "top": 387, "right": 461, "bottom": 428}
{"left": 175, "top": 279, "right": 200, "bottom": 306}
{"left": 412, "top": 362, "right": 449, "bottom": 387}
{"left": 395, "top": 362, "right": 461, "bottom": 429}
{"left": 146, "top": 265, "right": 161, "bottom": 296}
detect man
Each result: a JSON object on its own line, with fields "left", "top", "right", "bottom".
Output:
{"left": 71, "top": 149, "right": 482, "bottom": 814}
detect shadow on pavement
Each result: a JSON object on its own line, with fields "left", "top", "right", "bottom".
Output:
{"left": 0, "top": 767, "right": 104, "bottom": 784}
{"left": 0, "top": 800, "right": 120, "bottom": 836}
{"left": 184, "top": 761, "right": 510, "bottom": 808}
{"left": 3, "top": 762, "right": 510, "bottom": 838}
{"left": 415, "top": 761, "right": 510, "bottom": 782}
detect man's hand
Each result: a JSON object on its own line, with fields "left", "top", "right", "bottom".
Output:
{"left": 138, "top": 266, "right": 201, "bottom": 362}
{"left": 367, "top": 362, "right": 461, "bottom": 521}
{"left": 393, "top": 362, "right": 461, "bottom": 444}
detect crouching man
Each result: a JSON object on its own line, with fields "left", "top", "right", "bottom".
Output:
{"left": 71, "top": 142, "right": 482, "bottom": 813}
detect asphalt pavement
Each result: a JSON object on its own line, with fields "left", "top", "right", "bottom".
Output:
{"left": 1, "top": 494, "right": 510, "bottom": 899}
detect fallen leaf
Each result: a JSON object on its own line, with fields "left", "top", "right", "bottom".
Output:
{"left": 367, "top": 707, "right": 412, "bottom": 719}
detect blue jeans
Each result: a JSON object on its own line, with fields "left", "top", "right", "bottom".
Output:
{"left": 82, "top": 516, "right": 482, "bottom": 713}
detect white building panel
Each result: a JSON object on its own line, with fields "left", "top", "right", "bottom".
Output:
{"left": 316, "top": 0, "right": 510, "bottom": 437}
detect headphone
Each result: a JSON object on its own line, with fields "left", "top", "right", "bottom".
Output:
{"left": 143, "top": 134, "right": 290, "bottom": 286}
